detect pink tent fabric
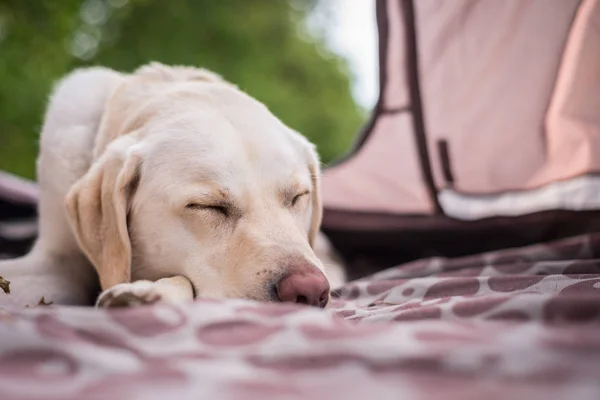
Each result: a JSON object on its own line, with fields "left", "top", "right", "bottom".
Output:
{"left": 323, "top": 0, "right": 600, "bottom": 211}
{"left": 321, "top": 0, "right": 600, "bottom": 278}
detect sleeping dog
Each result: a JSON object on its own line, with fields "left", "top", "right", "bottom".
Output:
{"left": 0, "top": 63, "right": 345, "bottom": 308}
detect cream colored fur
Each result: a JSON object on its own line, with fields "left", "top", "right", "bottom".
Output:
{"left": 0, "top": 62, "right": 346, "bottom": 308}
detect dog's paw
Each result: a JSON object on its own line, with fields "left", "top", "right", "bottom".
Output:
{"left": 96, "top": 280, "right": 163, "bottom": 308}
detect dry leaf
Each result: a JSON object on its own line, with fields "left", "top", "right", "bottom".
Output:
{"left": 0, "top": 276, "right": 10, "bottom": 294}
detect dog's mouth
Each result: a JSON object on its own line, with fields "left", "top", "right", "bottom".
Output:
{"left": 236, "top": 276, "right": 286, "bottom": 303}
{"left": 189, "top": 280, "right": 198, "bottom": 299}
{"left": 267, "top": 282, "right": 279, "bottom": 302}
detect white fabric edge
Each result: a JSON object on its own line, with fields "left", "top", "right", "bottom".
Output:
{"left": 0, "top": 171, "right": 39, "bottom": 204}
{"left": 439, "top": 175, "right": 600, "bottom": 221}
{"left": 0, "top": 219, "right": 38, "bottom": 240}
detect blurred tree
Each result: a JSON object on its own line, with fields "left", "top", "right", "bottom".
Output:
{"left": 0, "top": 0, "right": 365, "bottom": 179}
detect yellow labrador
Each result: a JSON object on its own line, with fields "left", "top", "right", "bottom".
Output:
{"left": 0, "top": 62, "right": 345, "bottom": 308}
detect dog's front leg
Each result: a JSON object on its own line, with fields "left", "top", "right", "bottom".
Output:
{"left": 95, "top": 275, "right": 194, "bottom": 308}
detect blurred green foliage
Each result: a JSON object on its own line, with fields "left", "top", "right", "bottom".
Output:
{"left": 0, "top": 0, "right": 365, "bottom": 179}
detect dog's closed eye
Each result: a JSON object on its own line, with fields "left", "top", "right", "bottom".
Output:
{"left": 186, "top": 203, "right": 229, "bottom": 217}
{"left": 291, "top": 190, "right": 310, "bottom": 207}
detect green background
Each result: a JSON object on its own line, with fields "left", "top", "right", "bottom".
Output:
{"left": 0, "top": 0, "right": 366, "bottom": 179}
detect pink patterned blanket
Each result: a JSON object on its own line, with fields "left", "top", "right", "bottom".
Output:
{"left": 1, "top": 233, "right": 600, "bottom": 400}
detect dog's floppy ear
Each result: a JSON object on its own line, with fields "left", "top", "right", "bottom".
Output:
{"left": 65, "top": 133, "right": 142, "bottom": 291}
{"left": 306, "top": 145, "right": 323, "bottom": 249}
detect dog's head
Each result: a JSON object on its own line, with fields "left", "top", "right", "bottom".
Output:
{"left": 65, "top": 63, "right": 330, "bottom": 307}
